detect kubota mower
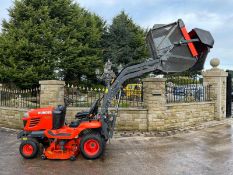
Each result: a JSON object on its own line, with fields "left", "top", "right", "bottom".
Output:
{"left": 17, "top": 19, "right": 214, "bottom": 160}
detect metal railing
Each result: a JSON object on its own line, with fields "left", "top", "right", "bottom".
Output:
{"left": 166, "top": 75, "right": 211, "bottom": 103}
{"left": 65, "top": 85, "right": 143, "bottom": 108}
{"left": 0, "top": 87, "right": 40, "bottom": 108}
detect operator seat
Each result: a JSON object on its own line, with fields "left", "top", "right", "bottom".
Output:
{"left": 69, "top": 100, "right": 99, "bottom": 128}
{"left": 75, "top": 99, "right": 99, "bottom": 119}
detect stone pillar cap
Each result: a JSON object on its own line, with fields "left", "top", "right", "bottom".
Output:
{"left": 143, "top": 78, "right": 166, "bottom": 82}
{"left": 210, "top": 58, "right": 220, "bottom": 68}
{"left": 39, "top": 80, "right": 65, "bottom": 85}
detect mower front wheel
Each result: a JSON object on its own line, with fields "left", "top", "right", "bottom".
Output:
{"left": 80, "top": 134, "right": 104, "bottom": 160}
{"left": 19, "top": 140, "right": 39, "bottom": 159}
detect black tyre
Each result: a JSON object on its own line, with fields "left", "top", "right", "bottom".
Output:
{"left": 80, "top": 134, "right": 104, "bottom": 160}
{"left": 102, "top": 137, "right": 107, "bottom": 148}
{"left": 19, "top": 140, "right": 39, "bottom": 159}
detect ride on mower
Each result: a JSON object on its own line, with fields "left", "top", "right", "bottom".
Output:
{"left": 17, "top": 19, "right": 214, "bottom": 160}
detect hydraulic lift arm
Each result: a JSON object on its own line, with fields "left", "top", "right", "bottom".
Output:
{"left": 101, "top": 59, "right": 160, "bottom": 114}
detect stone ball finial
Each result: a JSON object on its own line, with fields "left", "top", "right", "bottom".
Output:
{"left": 210, "top": 58, "right": 220, "bottom": 68}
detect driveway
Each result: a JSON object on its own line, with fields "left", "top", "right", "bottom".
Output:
{"left": 1, "top": 123, "right": 233, "bottom": 175}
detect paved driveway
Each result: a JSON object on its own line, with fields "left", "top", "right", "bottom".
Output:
{"left": 1, "top": 124, "right": 233, "bottom": 175}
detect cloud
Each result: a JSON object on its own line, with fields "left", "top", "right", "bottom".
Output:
{"left": 77, "top": 0, "right": 163, "bottom": 7}
{"left": 141, "top": 11, "right": 229, "bottom": 32}
{"left": 77, "top": 0, "right": 117, "bottom": 7}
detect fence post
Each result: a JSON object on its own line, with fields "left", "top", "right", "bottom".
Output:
{"left": 39, "top": 80, "right": 65, "bottom": 107}
{"left": 142, "top": 78, "right": 166, "bottom": 131}
{"left": 202, "top": 58, "right": 228, "bottom": 120}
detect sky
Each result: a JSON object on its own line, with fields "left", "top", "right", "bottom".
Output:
{"left": 0, "top": 0, "right": 233, "bottom": 70}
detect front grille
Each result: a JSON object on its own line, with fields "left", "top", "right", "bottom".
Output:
{"left": 29, "top": 118, "right": 40, "bottom": 127}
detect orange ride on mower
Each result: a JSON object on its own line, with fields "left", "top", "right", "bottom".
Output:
{"left": 17, "top": 19, "right": 214, "bottom": 160}
{"left": 18, "top": 99, "right": 107, "bottom": 160}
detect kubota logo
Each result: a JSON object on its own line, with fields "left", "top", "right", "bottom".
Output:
{"left": 38, "top": 111, "right": 52, "bottom": 115}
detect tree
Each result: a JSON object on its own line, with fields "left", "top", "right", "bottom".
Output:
{"left": 102, "top": 11, "right": 149, "bottom": 70}
{"left": 0, "top": 0, "right": 105, "bottom": 88}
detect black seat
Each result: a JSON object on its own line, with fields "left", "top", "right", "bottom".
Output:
{"left": 75, "top": 111, "right": 89, "bottom": 119}
{"left": 75, "top": 100, "right": 99, "bottom": 119}
{"left": 52, "top": 105, "right": 66, "bottom": 129}
{"left": 69, "top": 120, "right": 80, "bottom": 128}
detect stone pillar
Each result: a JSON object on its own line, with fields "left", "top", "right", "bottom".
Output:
{"left": 0, "top": 84, "right": 2, "bottom": 103}
{"left": 143, "top": 78, "right": 166, "bottom": 131}
{"left": 202, "top": 58, "right": 228, "bottom": 120}
{"left": 39, "top": 80, "right": 65, "bottom": 107}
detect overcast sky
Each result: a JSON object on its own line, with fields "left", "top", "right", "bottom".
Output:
{"left": 1, "top": 0, "right": 233, "bottom": 70}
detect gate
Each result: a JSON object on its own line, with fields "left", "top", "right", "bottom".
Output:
{"left": 226, "top": 70, "right": 232, "bottom": 117}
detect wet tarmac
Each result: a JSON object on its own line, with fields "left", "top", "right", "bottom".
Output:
{"left": 1, "top": 124, "right": 233, "bottom": 175}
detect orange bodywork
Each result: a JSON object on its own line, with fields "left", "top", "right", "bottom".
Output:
{"left": 44, "top": 139, "right": 80, "bottom": 160}
{"left": 44, "top": 120, "right": 102, "bottom": 139}
{"left": 23, "top": 107, "right": 55, "bottom": 131}
{"left": 42, "top": 121, "right": 102, "bottom": 159}
{"left": 21, "top": 106, "right": 103, "bottom": 160}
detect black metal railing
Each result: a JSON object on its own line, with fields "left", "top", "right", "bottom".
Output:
{"left": 65, "top": 85, "right": 143, "bottom": 108}
{"left": 0, "top": 87, "right": 40, "bottom": 108}
{"left": 166, "top": 75, "right": 211, "bottom": 103}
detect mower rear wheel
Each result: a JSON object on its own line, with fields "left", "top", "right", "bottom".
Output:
{"left": 19, "top": 140, "right": 39, "bottom": 159}
{"left": 80, "top": 134, "right": 104, "bottom": 160}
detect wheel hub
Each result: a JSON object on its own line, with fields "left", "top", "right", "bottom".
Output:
{"left": 22, "top": 144, "right": 34, "bottom": 156}
{"left": 84, "top": 139, "right": 100, "bottom": 156}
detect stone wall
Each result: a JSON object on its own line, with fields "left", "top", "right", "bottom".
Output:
{"left": 66, "top": 107, "right": 148, "bottom": 131}
{"left": 0, "top": 106, "right": 147, "bottom": 130}
{"left": 0, "top": 102, "right": 215, "bottom": 131}
{"left": 0, "top": 107, "right": 27, "bottom": 129}
{"left": 115, "top": 108, "right": 148, "bottom": 131}
{"left": 66, "top": 103, "right": 214, "bottom": 131}
{"left": 163, "top": 102, "right": 215, "bottom": 131}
